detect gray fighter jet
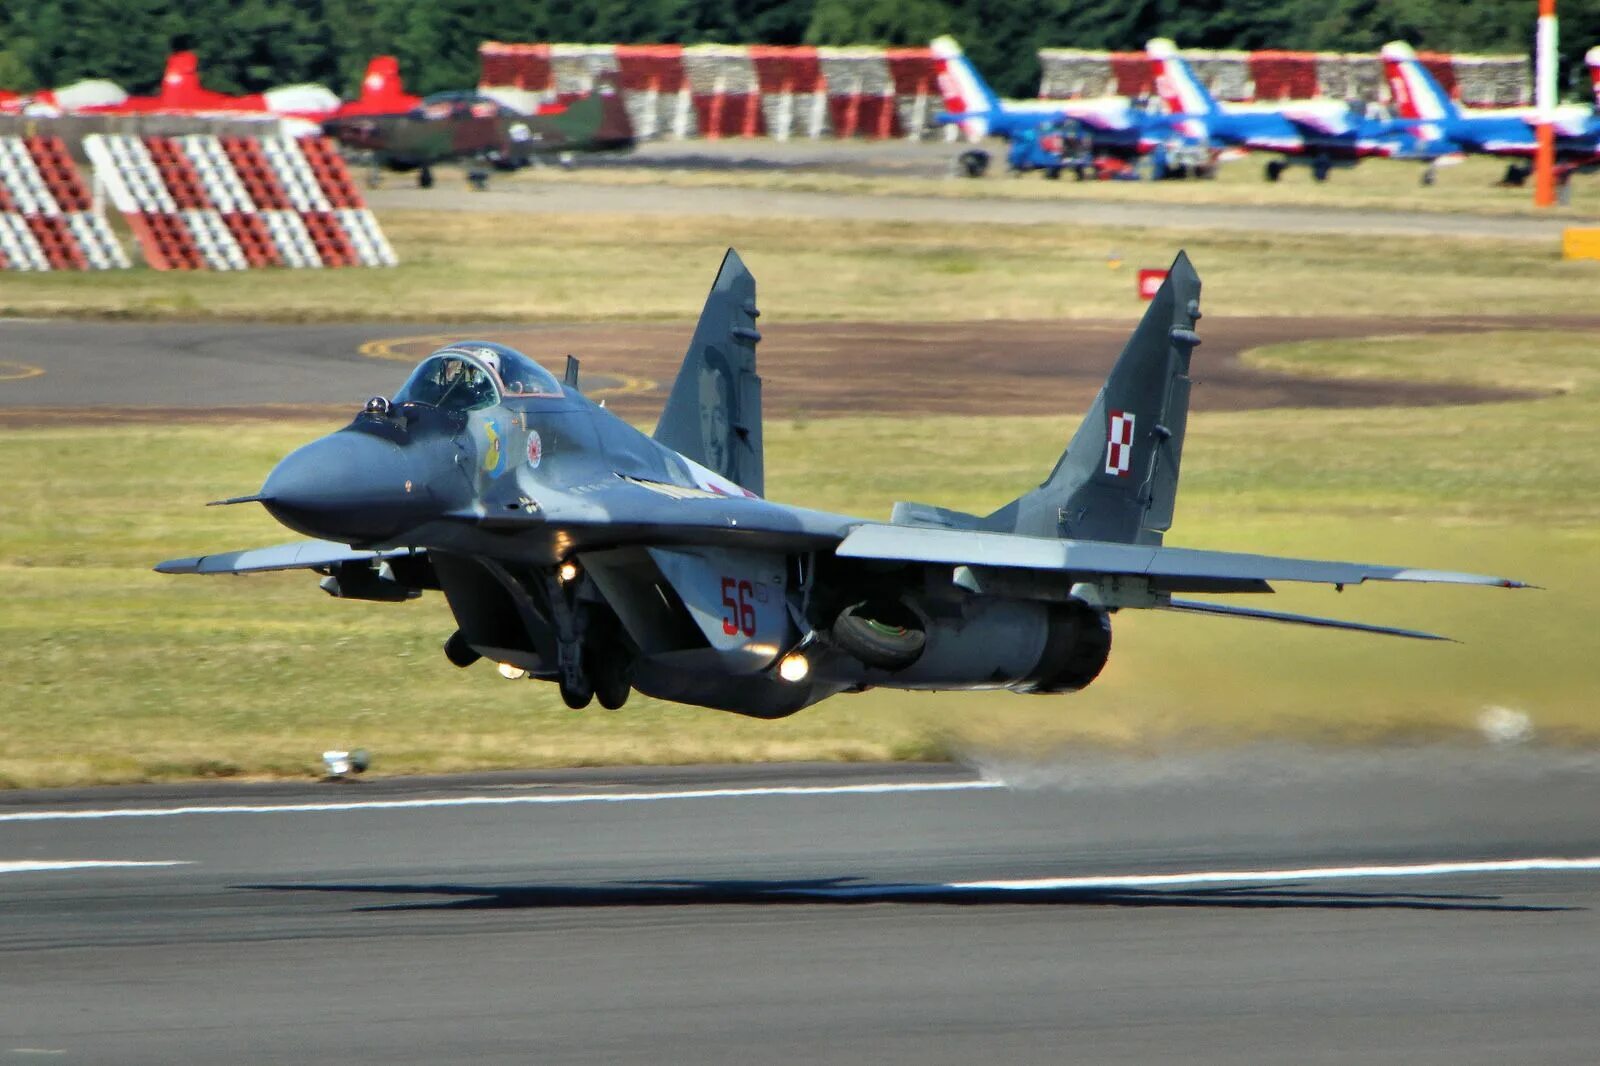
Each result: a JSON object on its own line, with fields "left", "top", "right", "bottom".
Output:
{"left": 158, "top": 251, "right": 1526, "bottom": 716}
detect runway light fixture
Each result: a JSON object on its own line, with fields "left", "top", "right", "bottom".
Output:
{"left": 322, "top": 748, "right": 370, "bottom": 778}
{"left": 497, "top": 662, "right": 529, "bottom": 680}
{"left": 558, "top": 560, "right": 580, "bottom": 583}
{"left": 777, "top": 652, "right": 810, "bottom": 683}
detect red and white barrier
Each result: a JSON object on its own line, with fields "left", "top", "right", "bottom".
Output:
{"left": 479, "top": 41, "right": 941, "bottom": 140}
{"left": 83, "top": 133, "right": 396, "bottom": 271}
{"left": 1040, "top": 46, "right": 1528, "bottom": 107}
{"left": 0, "top": 135, "right": 129, "bottom": 271}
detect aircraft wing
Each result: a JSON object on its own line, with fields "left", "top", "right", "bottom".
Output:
{"left": 155, "top": 539, "right": 420, "bottom": 575}
{"left": 1278, "top": 106, "right": 1356, "bottom": 137}
{"left": 835, "top": 524, "right": 1525, "bottom": 590}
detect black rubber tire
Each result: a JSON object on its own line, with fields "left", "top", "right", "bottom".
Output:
{"left": 831, "top": 604, "right": 926, "bottom": 671}
{"left": 417, "top": 166, "right": 434, "bottom": 189}
{"left": 958, "top": 150, "right": 989, "bottom": 178}
{"left": 586, "top": 646, "right": 632, "bottom": 711}
{"left": 1264, "top": 160, "right": 1284, "bottom": 182}
{"left": 442, "top": 630, "right": 480, "bottom": 668}
{"left": 1044, "top": 167, "right": 1061, "bottom": 180}
{"left": 559, "top": 676, "right": 593, "bottom": 710}
{"left": 1312, "top": 160, "right": 1331, "bottom": 182}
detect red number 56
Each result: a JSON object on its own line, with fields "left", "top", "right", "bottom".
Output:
{"left": 720, "top": 577, "right": 757, "bottom": 637}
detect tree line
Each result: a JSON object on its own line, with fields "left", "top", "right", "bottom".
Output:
{"left": 2, "top": 0, "right": 1595, "bottom": 101}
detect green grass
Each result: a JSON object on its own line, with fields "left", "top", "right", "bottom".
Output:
{"left": 519, "top": 153, "right": 1600, "bottom": 220}
{"left": 2, "top": 327, "right": 1597, "bottom": 786}
{"left": 0, "top": 209, "right": 1597, "bottom": 323}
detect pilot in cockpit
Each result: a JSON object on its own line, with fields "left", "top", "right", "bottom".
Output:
{"left": 393, "top": 343, "right": 563, "bottom": 411}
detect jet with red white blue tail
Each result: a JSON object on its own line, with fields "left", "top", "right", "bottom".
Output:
{"left": 156, "top": 250, "right": 1527, "bottom": 718}
{"left": 930, "top": 36, "right": 1208, "bottom": 179}
{"left": 1148, "top": 38, "right": 1436, "bottom": 182}
{"left": 1382, "top": 41, "right": 1600, "bottom": 185}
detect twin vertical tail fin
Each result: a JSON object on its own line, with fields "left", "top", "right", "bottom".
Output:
{"left": 1588, "top": 47, "right": 1600, "bottom": 108}
{"left": 988, "top": 252, "right": 1202, "bottom": 545}
{"left": 1146, "top": 39, "right": 1219, "bottom": 117}
{"left": 1381, "top": 42, "right": 1458, "bottom": 122}
{"left": 653, "top": 248, "right": 765, "bottom": 496}
{"left": 931, "top": 35, "right": 1001, "bottom": 140}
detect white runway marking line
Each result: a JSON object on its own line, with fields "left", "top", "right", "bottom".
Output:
{"left": 790, "top": 857, "right": 1600, "bottom": 898}
{"left": 0, "top": 779, "right": 1004, "bottom": 823}
{"left": 0, "top": 860, "right": 190, "bottom": 875}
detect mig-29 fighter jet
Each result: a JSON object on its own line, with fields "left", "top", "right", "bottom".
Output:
{"left": 158, "top": 251, "right": 1525, "bottom": 717}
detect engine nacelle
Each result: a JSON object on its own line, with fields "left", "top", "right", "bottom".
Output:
{"left": 820, "top": 596, "right": 1111, "bottom": 694}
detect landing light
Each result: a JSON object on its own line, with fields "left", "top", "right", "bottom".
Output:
{"left": 497, "top": 662, "right": 528, "bottom": 680}
{"left": 558, "top": 561, "right": 580, "bottom": 583}
{"left": 778, "top": 652, "right": 810, "bottom": 683}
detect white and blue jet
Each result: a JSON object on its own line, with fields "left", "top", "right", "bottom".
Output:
{"left": 159, "top": 251, "right": 1527, "bottom": 717}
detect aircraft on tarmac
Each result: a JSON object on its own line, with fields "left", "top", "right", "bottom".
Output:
{"left": 321, "top": 74, "right": 636, "bottom": 189}
{"left": 1382, "top": 41, "right": 1600, "bottom": 185}
{"left": 1147, "top": 39, "right": 1436, "bottom": 182}
{"left": 930, "top": 36, "right": 1210, "bottom": 179}
{"left": 0, "top": 52, "right": 413, "bottom": 127}
{"left": 157, "top": 251, "right": 1526, "bottom": 717}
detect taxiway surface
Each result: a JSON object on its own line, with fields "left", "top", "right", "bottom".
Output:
{"left": 3, "top": 755, "right": 1598, "bottom": 1063}
{"left": 3, "top": 313, "right": 1580, "bottom": 425}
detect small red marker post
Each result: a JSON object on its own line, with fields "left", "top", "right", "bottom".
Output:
{"left": 1137, "top": 268, "right": 1168, "bottom": 299}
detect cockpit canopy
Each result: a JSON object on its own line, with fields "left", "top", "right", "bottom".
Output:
{"left": 392, "top": 342, "right": 562, "bottom": 411}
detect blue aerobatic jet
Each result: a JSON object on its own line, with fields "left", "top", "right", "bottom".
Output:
{"left": 1382, "top": 41, "right": 1600, "bottom": 185}
{"left": 1148, "top": 38, "right": 1433, "bottom": 182}
{"left": 931, "top": 36, "right": 1206, "bottom": 179}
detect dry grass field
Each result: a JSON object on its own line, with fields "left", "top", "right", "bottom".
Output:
{"left": 1, "top": 331, "right": 1595, "bottom": 787}
{"left": 0, "top": 208, "right": 1595, "bottom": 323}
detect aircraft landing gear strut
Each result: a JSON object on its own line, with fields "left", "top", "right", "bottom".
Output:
{"left": 417, "top": 165, "right": 434, "bottom": 189}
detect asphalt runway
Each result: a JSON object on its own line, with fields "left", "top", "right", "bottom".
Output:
{"left": 3, "top": 755, "right": 1597, "bottom": 1064}
{"left": 4, "top": 313, "right": 1582, "bottom": 425}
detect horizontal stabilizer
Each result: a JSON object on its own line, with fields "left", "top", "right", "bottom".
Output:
{"left": 156, "top": 539, "right": 419, "bottom": 575}
{"left": 1163, "top": 598, "right": 1448, "bottom": 641}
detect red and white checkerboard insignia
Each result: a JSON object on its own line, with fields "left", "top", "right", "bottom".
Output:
{"left": 1105, "top": 410, "right": 1135, "bottom": 477}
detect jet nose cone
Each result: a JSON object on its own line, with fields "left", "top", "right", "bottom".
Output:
{"left": 261, "top": 431, "right": 422, "bottom": 542}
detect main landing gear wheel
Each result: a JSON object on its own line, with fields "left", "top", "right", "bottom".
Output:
{"left": 1263, "top": 160, "right": 1285, "bottom": 182}
{"left": 417, "top": 165, "right": 434, "bottom": 189}
{"left": 559, "top": 675, "right": 594, "bottom": 710}
{"left": 586, "top": 646, "right": 632, "bottom": 710}
{"left": 1311, "top": 159, "right": 1331, "bottom": 182}
{"left": 831, "top": 603, "right": 926, "bottom": 671}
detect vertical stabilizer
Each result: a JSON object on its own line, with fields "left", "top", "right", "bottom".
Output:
{"left": 1381, "top": 42, "right": 1458, "bottom": 122}
{"left": 931, "top": 36, "right": 1001, "bottom": 140}
{"left": 1588, "top": 47, "right": 1600, "bottom": 108}
{"left": 988, "top": 252, "right": 1202, "bottom": 545}
{"left": 654, "top": 249, "right": 764, "bottom": 495}
{"left": 1147, "top": 39, "right": 1219, "bottom": 117}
